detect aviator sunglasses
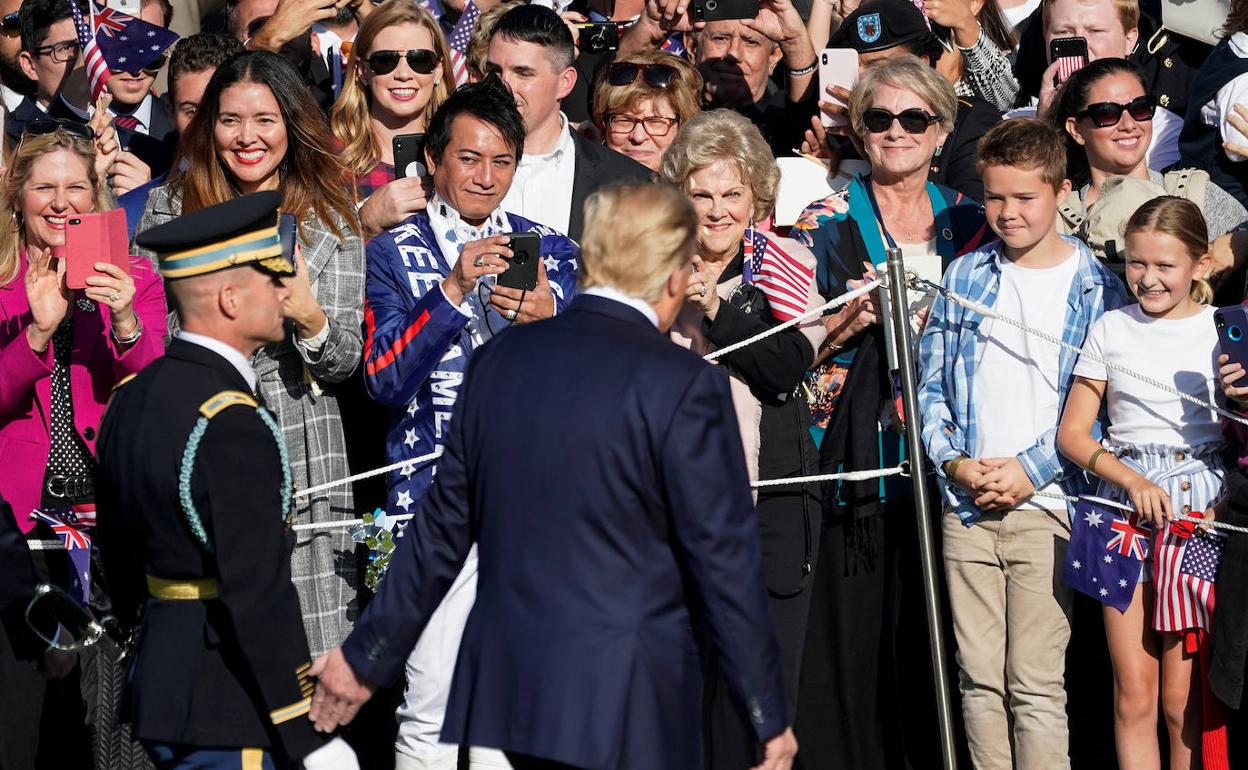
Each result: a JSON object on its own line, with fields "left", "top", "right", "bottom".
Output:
{"left": 366, "top": 48, "right": 439, "bottom": 76}
{"left": 605, "top": 62, "right": 679, "bottom": 90}
{"left": 861, "top": 107, "right": 941, "bottom": 134}
{"left": 1075, "top": 94, "right": 1156, "bottom": 128}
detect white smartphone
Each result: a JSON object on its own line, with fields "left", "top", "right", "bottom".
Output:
{"left": 106, "top": 0, "right": 141, "bottom": 16}
{"left": 818, "top": 48, "right": 860, "bottom": 128}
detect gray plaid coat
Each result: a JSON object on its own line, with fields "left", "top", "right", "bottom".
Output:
{"left": 133, "top": 185, "right": 365, "bottom": 656}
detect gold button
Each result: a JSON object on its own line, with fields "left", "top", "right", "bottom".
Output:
{"left": 1181, "top": 480, "right": 1192, "bottom": 491}
{"left": 1164, "top": 57, "right": 1173, "bottom": 68}
{"left": 1182, "top": 504, "right": 1192, "bottom": 514}
{"left": 1175, "top": 451, "right": 1186, "bottom": 461}
{"left": 1160, "top": 94, "right": 1170, "bottom": 107}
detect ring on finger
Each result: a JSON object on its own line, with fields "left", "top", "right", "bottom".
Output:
{"left": 108, "top": 292, "right": 120, "bottom": 303}
{"left": 505, "top": 308, "right": 517, "bottom": 321}
{"left": 473, "top": 255, "right": 485, "bottom": 268}
{"left": 698, "top": 282, "right": 707, "bottom": 297}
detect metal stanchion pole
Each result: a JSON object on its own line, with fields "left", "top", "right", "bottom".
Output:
{"left": 884, "top": 247, "right": 957, "bottom": 770}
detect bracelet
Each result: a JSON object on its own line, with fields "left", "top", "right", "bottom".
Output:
{"left": 1087, "top": 448, "right": 1108, "bottom": 474}
{"left": 112, "top": 317, "right": 143, "bottom": 346}
{"left": 945, "top": 455, "right": 968, "bottom": 480}
{"left": 788, "top": 60, "right": 818, "bottom": 77}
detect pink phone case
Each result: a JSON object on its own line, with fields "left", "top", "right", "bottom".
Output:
{"left": 818, "top": 49, "right": 860, "bottom": 128}
{"left": 64, "top": 209, "right": 129, "bottom": 290}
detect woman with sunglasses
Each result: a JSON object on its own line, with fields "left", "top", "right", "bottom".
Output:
{"left": 590, "top": 51, "right": 701, "bottom": 172}
{"left": 132, "top": 51, "right": 366, "bottom": 659}
{"left": 788, "top": 55, "right": 989, "bottom": 769}
{"left": 0, "top": 125, "right": 165, "bottom": 768}
{"left": 331, "top": 0, "right": 455, "bottom": 239}
{"left": 658, "top": 108, "right": 827, "bottom": 770}
{"left": 1053, "top": 59, "right": 1245, "bottom": 253}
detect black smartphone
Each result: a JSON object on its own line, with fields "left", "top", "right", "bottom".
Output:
{"left": 691, "top": 0, "right": 759, "bottom": 22}
{"left": 576, "top": 22, "right": 619, "bottom": 53}
{"left": 279, "top": 212, "right": 298, "bottom": 265}
{"left": 393, "top": 133, "right": 427, "bottom": 180}
{"left": 1216, "top": 306, "right": 1248, "bottom": 373}
{"left": 1049, "top": 36, "right": 1088, "bottom": 83}
{"left": 497, "top": 232, "right": 541, "bottom": 292}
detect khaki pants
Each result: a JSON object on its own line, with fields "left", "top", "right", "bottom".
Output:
{"left": 943, "top": 509, "right": 1073, "bottom": 770}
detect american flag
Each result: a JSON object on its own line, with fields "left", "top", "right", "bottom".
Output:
{"left": 1053, "top": 52, "right": 1086, "bottom": 84}
{"left": 447, "top": 1, "right": 481, "bottom": 86}
{"left": 1156, "top": 529, "right": 1224, "bottom": 632}
{"left": 1062, "top": 497, "right": 1149, "bottom": 614}
{"left": 743, "top": 228, "right": 815, "bottom": 322}
{"left": 67, "top": 0, "right": 110, "bottom": 102}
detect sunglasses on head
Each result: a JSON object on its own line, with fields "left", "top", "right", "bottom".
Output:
{"left": 1, "top": 11, "right": 18, "bottom": 38}
{"left": 1075, "top": 94, "right": 1156, "bottom": 128}
{"left": 366, "top": 48, "right": 439, "bottom": 76}
{"left": 24, "top": 116, "right": 94, "bottom": 142}
{"left": 861, "top": 107, "right": 941, "bottom": 134}
{"left": 605, "top": 62, "right": 678, "bottom": 90}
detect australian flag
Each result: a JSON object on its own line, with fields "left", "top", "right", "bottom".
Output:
{"left": 91, "top": 2, "right": 178, "bottom": 76}
{"left": 1063, "top": 496, "right": 1152, "bottom": 613}
{"left": 30, "top": 507, "right": 94, "bottom": 603}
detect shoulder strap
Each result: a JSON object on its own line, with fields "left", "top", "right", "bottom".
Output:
{"left": 1163, "top": 169, "right": 1209, "bottom": 209}
{"left": 198, "top": 390, "right": 258, "bottom": 418}
{"left": 1057, "top": 190, "right": 1086, "bottom": 233}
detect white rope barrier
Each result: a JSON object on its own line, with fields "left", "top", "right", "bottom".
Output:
{"left": 294, "top": 450, "right": 443, "bottom": 500}
{"left": 1031, "top": 490, "right": 1248, "bottom": 535}
{"left": 703, "top": 279, "right": 882, "bottom": 362}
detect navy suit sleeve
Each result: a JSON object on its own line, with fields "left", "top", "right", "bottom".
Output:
{"left": 342, "top": 353, "right": 477, "bottom": 686}
{"left": 661, "top": 364, "right": 788, "bottom": 742}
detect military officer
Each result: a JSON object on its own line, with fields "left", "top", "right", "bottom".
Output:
{"left": 94, "top": 191, "right": 357, "bottom": 770}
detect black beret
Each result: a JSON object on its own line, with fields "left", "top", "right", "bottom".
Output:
{"left": 136, "top": 190, "right": 295, "bottom": 279}
{"left": 831, "top": 0, "right": 932, "bottom": 54}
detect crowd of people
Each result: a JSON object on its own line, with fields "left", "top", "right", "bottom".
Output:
{"left": 7, "top": 0, "right": 1248, "bottom": 766}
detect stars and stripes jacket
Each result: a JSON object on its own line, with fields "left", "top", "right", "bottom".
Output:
{"left": 363, "top": 210, "right": 579, "bottom": 514}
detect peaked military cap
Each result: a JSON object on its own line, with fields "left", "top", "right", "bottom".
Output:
{"left": 832, "top": 0, "right": 931, "bottom": 54}
{"left": 136, "top": 190, "right": 296, "bottom": 279}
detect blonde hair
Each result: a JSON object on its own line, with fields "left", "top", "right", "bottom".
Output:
{"left": 591, "top": 50, "right": 702, "bottom": 132}
{"left": 330, "top": 0, "right": 455, "bottom": 180}
{"left": 579, "top": 182, "right": 696, "bottom": 302}
{"left": 658, "top": 109, "right": 778, "bottom": 223}
{"left": 1124, "top": 196, "right": 1213, "bottom": 305}
{"left": 0, "top": 131, "right": 112, "bottom": 287}
{"left": 849, "top": 55, "right": 957, "bottom": 138}
{"left": 467, "top": 0, "right": 522, "bottom": 81}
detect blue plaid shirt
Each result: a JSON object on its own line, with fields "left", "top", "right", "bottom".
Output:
{"left": 917, "top": 236, "right": 1128, "bottom": 525}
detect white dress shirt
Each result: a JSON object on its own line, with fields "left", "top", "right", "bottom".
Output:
{"left": 500, "top": 113, "right": 577, "bottom": 235}
{"left": 109, "top": 92, "right": 155, "bottom": 135}
{"left": 177, "top": 331, "right": 259, "bottom": 393}
{"left": 582, "top": 285, "right": 659, "bottom": 328}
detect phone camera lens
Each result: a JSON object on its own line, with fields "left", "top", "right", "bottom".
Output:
{"left": 1231, "top": 325, "right": 1243, "bottom": 342}
{"left": 512, "top": 250, "right": 529, "bottom": 266}
{"left": 705, "top": 0, "right": 717, "bottom": 10}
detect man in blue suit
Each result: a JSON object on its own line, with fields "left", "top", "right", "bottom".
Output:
{"left": 310, "top": 182, "right": 798, "bottom": 770}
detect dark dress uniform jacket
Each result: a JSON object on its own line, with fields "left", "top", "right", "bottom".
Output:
{"left": 341, "top": 294, "right": 788, "bottom": 770}
{"left": 94, "top": 338, "right": 323, "bottom": 761}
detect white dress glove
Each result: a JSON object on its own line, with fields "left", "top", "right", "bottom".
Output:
{"left": 303, "top": 736, "right": 359, "bottom": 769}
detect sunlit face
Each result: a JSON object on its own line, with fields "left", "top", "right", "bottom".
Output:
{"left": 860, "top": 84, "right": 946, "bottom": 181}
{"left": 429, "top": 114, "right": 518, "bottom": 225}
{"left": 982, "top": 163, "right": 1071, "bottom": 253}
{"left": 170, "top": 67, "right": 215, "bottom": 135}
{"left": 1124, "top": 228, "right": 1209, "bottom": 318}
{"left": 362, "top": 22, "right": 444, "bottom": 127}
{"left": 686, "top": 159, "right": 754, "bottom": 259}
{"left": 485, "top": 37, "right": 574, "bottom": 138}
{"left": 107, "top": 64, "right": 155, "bottom": 109}
{"left": 693, "top": 21, "right": 781, "bottom": 107}
{"left": 1065, "top": 72, "right": 1150, "bottom": 177}
{"left": 1044, "top": 0, "right": 1138, "bottom": 62}
{"left": 235, "top": 267, "right": 291, "bottom": 345}
{"left": 602, "top": 95, "right": 680, "bottom": 171}
{"left": 19, "top": 148, "right": 95, "bottom": 252}
{"left": 214, "top": 81, "right": 287, "bottom": 194}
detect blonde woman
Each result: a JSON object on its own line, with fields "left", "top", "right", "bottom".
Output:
{"left": 331, "top": 0, "right": 455, "bottom": 238}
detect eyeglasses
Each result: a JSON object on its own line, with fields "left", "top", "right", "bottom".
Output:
{"left": 861, "top": 107, "right": 941, "bottom": 134}
{"left": 605, "top": 114, "right": 679, "bottom": 137}
{"left": 605, "top": 62, "right": 679, "bottom": 90}
{"left": 1, "top": 12, "right": 19, "bottom": 38}
{"left": 111, "top": 53, "right": 167, "bottom": 76}
{"left": 35, "top": 40, "right": 80, "bottom": 63}
{"left": 366, "top": 49, "right": 439, "bottom": 76}
{"left": 1076, "top": 95, "right": 1156, "bottom": 128}
{"left": 24, "top": 115, "right": 94, "bottom": 142}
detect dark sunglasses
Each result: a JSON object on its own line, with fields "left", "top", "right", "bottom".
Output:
{"left": 861, "top": 107, "right": 941, "bottom": 134}
{"left": 24, "top": 116, "right": 94, "bottom": 142}
{"left": 1076, "top": 94, "right": 1156, "bottom": 128}
{"left": 111, "top": 53, "right": 167, "bottom": 76}
{"left": 366, "top": 48, "right": 439, "bottom": 76}
{"left": 605, "top": 62, "right": 679, "bottom": 90}
{"left": 1, "top": 11, "right": 18, "bottom": 38}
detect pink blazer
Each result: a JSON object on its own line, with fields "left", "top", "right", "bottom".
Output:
{"left": 0, "top": 255, "right": 166, "bottom": 532}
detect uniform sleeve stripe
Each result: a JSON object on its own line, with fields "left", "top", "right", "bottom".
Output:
{"left": 269, "top": 696, "right": 312, "bottom": 725}
{"left": 365, "top": 308, "right": 433, "bottom": 377}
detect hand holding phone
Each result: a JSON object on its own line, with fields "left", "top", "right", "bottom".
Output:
{"left": 691, "top": 0, "right": 760, "bottom": 23}
{"left": 497, "top": 232, "right": 541, "bottom": 291}
{"left": 1216, "top": 307, "right": 1248, "bottom": 397}
{"left": 63, "top": 209, "right": 129, "bottom": 290}
{"left": 393, "top": 133, "right": 427, "bottom": 180}
{"left": 818, "top": 49, "right": 859, "bottom": 128}
{"left": 1049, "top": 36, "right": 1089, "bottom": 84}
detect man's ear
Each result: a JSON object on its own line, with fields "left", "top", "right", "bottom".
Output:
{"left": 218, "top": 281, "right": 238, "bottom": 320}
{"left": 557, "top": 64, "right": 577, "bottom": 103}
{"left": 1124, "top": 25, "right": 1139, "bottom": 57}
{"left": 18, "top": 50, "right": 37, "bottom": 83}
{"left": 766, "top": 42, "right": 783, "bottom": 76}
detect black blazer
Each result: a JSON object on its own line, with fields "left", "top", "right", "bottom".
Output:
{"left": 4, "top": 95, "right": 85, "bottom": 147}
{"left": 341, "top": 294, "right": 788, "bottom": 769}
{"left": 115, "top": 94, "right": 178, "bottom": 178}
{"left": 567, "top": 130, "right": 651, "bottom": 243}
{"left": 95, "top": 339, "right": 325, "bottom": 760}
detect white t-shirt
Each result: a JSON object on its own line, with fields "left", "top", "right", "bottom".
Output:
{"left": 1202, "top": 32, "right": 1248, "bottom": 162}
{"left": 1073, "top": 304, "right": 1223, "bottom": 448}
{"left": 973, "top": 248, "right": 1080, "bottom": 508}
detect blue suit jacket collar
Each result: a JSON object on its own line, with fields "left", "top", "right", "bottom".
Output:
{"left": 568, "top": 293, "right": 661, "bottom": 334}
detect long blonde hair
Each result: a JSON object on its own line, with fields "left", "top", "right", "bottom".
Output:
{"left": 0, "top": 131, "right": 112, "bottom": 286}
{"left": 330, "top": 1, "right": 456, "bottom": 180}
{"left": 1124, "top": 196, "right": 1214, "bottom": 305}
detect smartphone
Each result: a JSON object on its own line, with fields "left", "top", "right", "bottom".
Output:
{"left": 497, "top": 233, "right": 541, "bottom": 292}
{"left": 691, "top": 0, "right": 760, "bottom": 23}
{"left": 63, "top": 209, "right": 129, "bottom": 290}
{"left": 1216, "top": 306, "right": 1248, "bottom": 373}
{"left": 279, "top": 212, "right": 297, "bottom": 264}
{"left": 105, "top": 0, "right": 140, "bottom": 15}
{"left": 393, "top": 133, "right": 427, "bottom": 180}
{"left": 818, "top": 49, "right": 859, "bottom": 128}
{"left": 1049, "top": 36, "right": 1089, "bottom": 84}
{"left": 576, "top": 23, "right": 619, "bottom": 54}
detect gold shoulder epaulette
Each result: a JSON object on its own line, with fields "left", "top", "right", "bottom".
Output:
{"left": 198, "top": 390, "right": 259, "bottom": 419}
{"left": 111, "top": 373, "right": 138, "bottom": 393}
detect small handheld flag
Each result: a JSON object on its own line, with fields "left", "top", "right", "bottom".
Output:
{"left": 1063, "top": 496, "right": 1151, "bottom": 613}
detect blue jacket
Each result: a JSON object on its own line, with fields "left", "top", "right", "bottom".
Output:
{"left": 342, "top": 294, "right": 788, "bottom": 769}
{"left": 362, "top": 211, "right": 579, "bottom": 512}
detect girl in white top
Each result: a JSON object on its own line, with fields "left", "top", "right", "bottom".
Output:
{"left": 1058, "top": 197, "right": 1224, "bottom": 770}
